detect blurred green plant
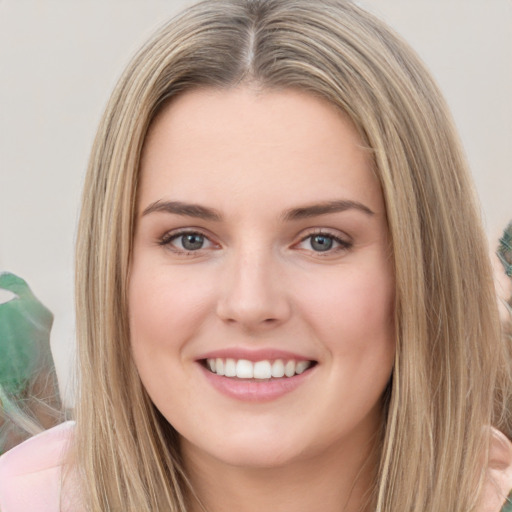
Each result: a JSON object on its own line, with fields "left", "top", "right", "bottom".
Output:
{"left": 0, "top": 272, "right": 61, "bottom": 455}
{"left": 497, "top": 222, "right": 512, "bottom": 512}
{"left": 498, "top": 223, "right": 512, "bottom": 279}
{"left": 502, "top": 491, "right": 512, "bottom": 512}
{"left": 0, "top": 272, "right": 53, "bottom": 395}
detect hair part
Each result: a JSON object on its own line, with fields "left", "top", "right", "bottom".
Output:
{"left": 74, "top": 1, "right": 509, "bottom": 510}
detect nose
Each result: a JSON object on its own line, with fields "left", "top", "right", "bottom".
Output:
{"left": 215, "top": 246, "right": 292, "bottom": 331}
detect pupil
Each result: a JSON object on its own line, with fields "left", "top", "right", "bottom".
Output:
{"left": 311, "top": 235, "right": 333, "bottom": 252}
{"left": 182, "top": 234, "right": 204, "bottom": 250}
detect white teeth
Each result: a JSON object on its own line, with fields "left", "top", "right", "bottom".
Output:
{"left": 271, "top": 359, "right": 285, "bottom": 378}
{"left": 215, "top": 358, "right": 225, "bottom": 376}
{"left": 224, "top": 358, "right": 236, "bottom": 377}
{"left": 296, "top": 361, "right": 310, "bottom": 374}
{"left": 284, "top": 360, "right": 295, "bottom": 377}
{"left": 205, "top": 358, "right": 313, "bottom": 379}
{"left": 236, "top": 359, "right": 253, "bottom": 379}
{"left": 253, "top": 360, "right": 272, "bottom": 379}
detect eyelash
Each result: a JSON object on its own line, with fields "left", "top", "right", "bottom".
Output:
{"left": 296, "top": 230, "right": 352, "bottom": 255}
{"left": 158, "top": 229, "right": 352, "bottom": 255}
{"left": 158, "top": 230, "right": 214, "bottom": 255}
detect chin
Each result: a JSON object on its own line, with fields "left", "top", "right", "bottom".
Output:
{"left": 180, "top": 427, "right": 312, "bottom": 470}
{"left": 216, "top": 448, "right": 302, "bottom": 470}
{"left": 229, "top": 446, "right": 300, "bottom": 469}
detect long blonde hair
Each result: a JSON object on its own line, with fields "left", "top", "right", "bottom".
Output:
{"left": 74, "top": 1, "right": 510, "bottom": 510}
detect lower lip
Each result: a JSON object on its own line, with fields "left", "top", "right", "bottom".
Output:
{"left": 199, "top": 364, "right": 314, "bottom": 402}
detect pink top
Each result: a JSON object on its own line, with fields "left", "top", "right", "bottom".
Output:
{"left": 0, "top": 421, "right": 77, "bottom": 512}
{"left": 1, "top": 422, "right": 512, "bottom": 511}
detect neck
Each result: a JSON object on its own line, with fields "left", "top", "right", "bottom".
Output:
{"left": 183, "top": 433, "right": 379, "bottom": 512}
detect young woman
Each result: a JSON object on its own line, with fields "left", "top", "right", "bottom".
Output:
{"left": 1, "top": 1, "right": 511, "bottom": 511}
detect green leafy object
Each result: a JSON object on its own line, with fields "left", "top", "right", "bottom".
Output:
{"left": 0, "top": 272, "right": 53, "bottom": 396}
{"left": 498, "top": 223, "right": 512, "bottom": 278}
{"left": 501, "top": 490, "right": 512, "bottom": 512}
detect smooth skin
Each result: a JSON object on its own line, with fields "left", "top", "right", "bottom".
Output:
{"left": 129, "top": 87, "right": 395, "bottom": 512}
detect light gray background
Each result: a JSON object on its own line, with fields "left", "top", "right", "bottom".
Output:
{"left": 1, "top": 0, "right": 511, "bottom": 405}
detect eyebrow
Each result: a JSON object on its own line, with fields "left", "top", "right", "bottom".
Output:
{"left": 141, "top": 199, "right": 374, "bottom": 221}
{"left": 142, "top": 200, "right": 222, "bottom": 221}
{"left": 282, "top": 200, "right": 374, "bottom": 221}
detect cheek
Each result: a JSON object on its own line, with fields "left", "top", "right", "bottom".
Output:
{"left": 128, "top": 263, "right": 213, "bottom": 348}
{"left": 127, "top": 265, "right": 204, "bottom": 406}
{"left": 297, "top": 263, "right": 396, "bottom": 406}
{"left": 288, "top": 266, "right": 395, "bottom": 441}
{"left": 300, "top": 266, "right": 395, "bottom": 344}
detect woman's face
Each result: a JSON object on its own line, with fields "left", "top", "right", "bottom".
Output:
{"left": 129, "top": 87, "right": 395, "bottom": 469}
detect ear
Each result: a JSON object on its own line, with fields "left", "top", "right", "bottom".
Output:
{"left": 480, "top": 428, "right": 512, "bottom": 512}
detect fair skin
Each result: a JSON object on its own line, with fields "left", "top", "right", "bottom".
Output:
{"left": 129, "top": 87, "right": 395, "bottom": 512}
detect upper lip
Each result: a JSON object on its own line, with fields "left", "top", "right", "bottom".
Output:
{"left": 196, "top": 348, "right": 316, "bottom": 362}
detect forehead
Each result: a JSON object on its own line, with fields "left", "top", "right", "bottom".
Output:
{"left": 138, "top": 87, "right": 384, "bottom": 216}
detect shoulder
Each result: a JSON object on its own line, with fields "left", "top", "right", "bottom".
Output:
{"left": 481, "top": 428, "right": 512, "bottom": 512}
{"left": 0, "top": 421, "right": 75, "bottom": 512}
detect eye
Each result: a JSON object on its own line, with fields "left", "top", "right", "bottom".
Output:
{"left": 309, "top": 234, "right": 335, "bottom": 252}
{"left": 159, "top": 230, "right": 216, "bottom": 253}
{"left": 296, "top": 232, "right": 352, "bottom": 254}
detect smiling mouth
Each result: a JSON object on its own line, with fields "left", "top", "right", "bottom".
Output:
{"left": 201, "top": 358, "right": 317, "bottom": 380}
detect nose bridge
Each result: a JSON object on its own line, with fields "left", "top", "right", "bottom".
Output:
{"left": 216, "top": 239, "right": 291, "bottom": 329}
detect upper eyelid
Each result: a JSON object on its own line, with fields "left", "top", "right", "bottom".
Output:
{"left": 294, "top": 229, "right": 353, "bottom": 253}
{"left": 159, "top": 228, "right": 217, "bottom": 248}
{"left": 158, "top": 227, "right": 352, "bottom": 248}
{"left": 297, "top": 227, "right": 352, "bottom": 242}
{"left": 297, "top": 235, "right": 351, "bottom": 246}
{"left": 161, "top": 227, "right": 213, "bottom": 240}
